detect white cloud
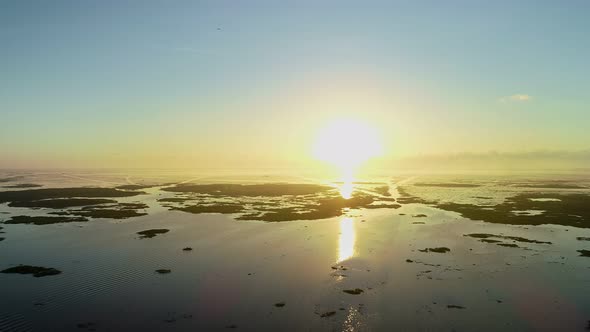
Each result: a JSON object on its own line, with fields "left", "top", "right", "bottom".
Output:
{"left": 499, "top": 94, "right": 533, "bottom": 103}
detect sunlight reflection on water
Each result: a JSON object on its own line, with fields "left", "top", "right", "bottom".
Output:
{"left": 339, "top": 181, "right": 354, "bottom": 199}
{"left": 338, "top": 169, "right": 355, "bottom": 199}
{"left": 338, "top": 217, "right": 356, "bottom": 262}
{"left": 342, "top": 306, "right": 365, "bottom": 332}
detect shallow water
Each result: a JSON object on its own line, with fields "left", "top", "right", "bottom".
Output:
{"left": 0, "top": 170, "right": 589, "bottom": 331}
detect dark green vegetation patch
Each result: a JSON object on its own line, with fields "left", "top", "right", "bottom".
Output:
{"left": 70, "top": 209, "right": 147, "bottom": 219}
{"left": 319, "top": 311, "right": 336, "bottom": 318}
{"left": 0, "top": 186, "right": 149, "bottom": 221}
{"left": 447, "top": 305, "right": 466, "bottom": 309}
{"left": 434, "top": 193, "right": 590, "bottom": 228}
{"left": 172, "top": 204, "right": 244, "bottom": 214}
{"left": 418, "top": 247, "right": 451, "bottom": 253}
{"left": 1, "top": 265, "right": 61, "bottom": 277}
{"left": 5, "top": 215, "right": 88, "bottom": 225}
{"left": 162, "top": 183, "right": 401, "bottom": 221}
{"left": 137, "top": 229, "right": 169, "bottom": 239}
{"left": 237, "top": 194, "right": 400, "bottom": 222}
{"left": 67, "top": 203, "right": 148, "bottom": 219}
{"left": 0, "top": 187, "right": 144, "bottom": 204}
{"left": 162, "top": 183, "right": 333, "bottom": 196}
{"left": 497, "top": 243, "right": 520, "bottom": 248}
{"left": 8, "top": 198, "right": 117, "bottom": 209}
{"left": 2, "top": 183, "right": 43, "bottom": 189}
{"left": 464, "top": 233, "right": 552, "bottom": 244}
{"left": 115, "top": 184, "right": 155, "bottom": 190}
{"left": 158, "top": 197, "right": 192, "bottom": 203}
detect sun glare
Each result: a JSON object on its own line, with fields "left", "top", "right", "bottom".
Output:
{"left": 337, "top": 217, "right": 356, "bottom": 262}
{"left": 313, "top": 119, "right": 383, "bottom": 197}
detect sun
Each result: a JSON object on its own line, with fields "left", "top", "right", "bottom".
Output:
{"left": 312, "top": 118, "right": 383, "bottom": 196}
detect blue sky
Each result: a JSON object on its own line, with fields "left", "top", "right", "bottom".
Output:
{"left": 1, "top": 1, "right": 589, "bottom": 168}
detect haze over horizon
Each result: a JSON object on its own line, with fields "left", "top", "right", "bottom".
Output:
{"left": 2, "top": 1, "right": 589, "bottom": 170}
{"left": 2, "top": 3, "right": 590, "bottom": 331}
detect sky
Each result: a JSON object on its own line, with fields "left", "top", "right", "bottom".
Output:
{"left": 1, "top": 1, "right": 589, "bottom": 169}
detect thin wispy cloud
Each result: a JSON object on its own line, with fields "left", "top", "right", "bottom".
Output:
{"left": 499, "top": 94, "right": 533, "bottom": 103}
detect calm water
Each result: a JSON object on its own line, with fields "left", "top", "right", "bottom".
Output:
{"left": 1, "top": 169, "right": 589, "bottom": 331}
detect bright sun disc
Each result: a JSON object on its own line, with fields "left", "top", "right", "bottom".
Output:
{"left": 313, "top": 118, "right": 383, "bottom": 172}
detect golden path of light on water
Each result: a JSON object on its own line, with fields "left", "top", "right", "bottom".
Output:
{"left": 337, "top": 217, "right": 356, "bottom": 262}
{"left": 339, "top": 182, "right": 354, "bottom": 199}
{"left": 338, "top": 168, "right": 355, "bottom": 199}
